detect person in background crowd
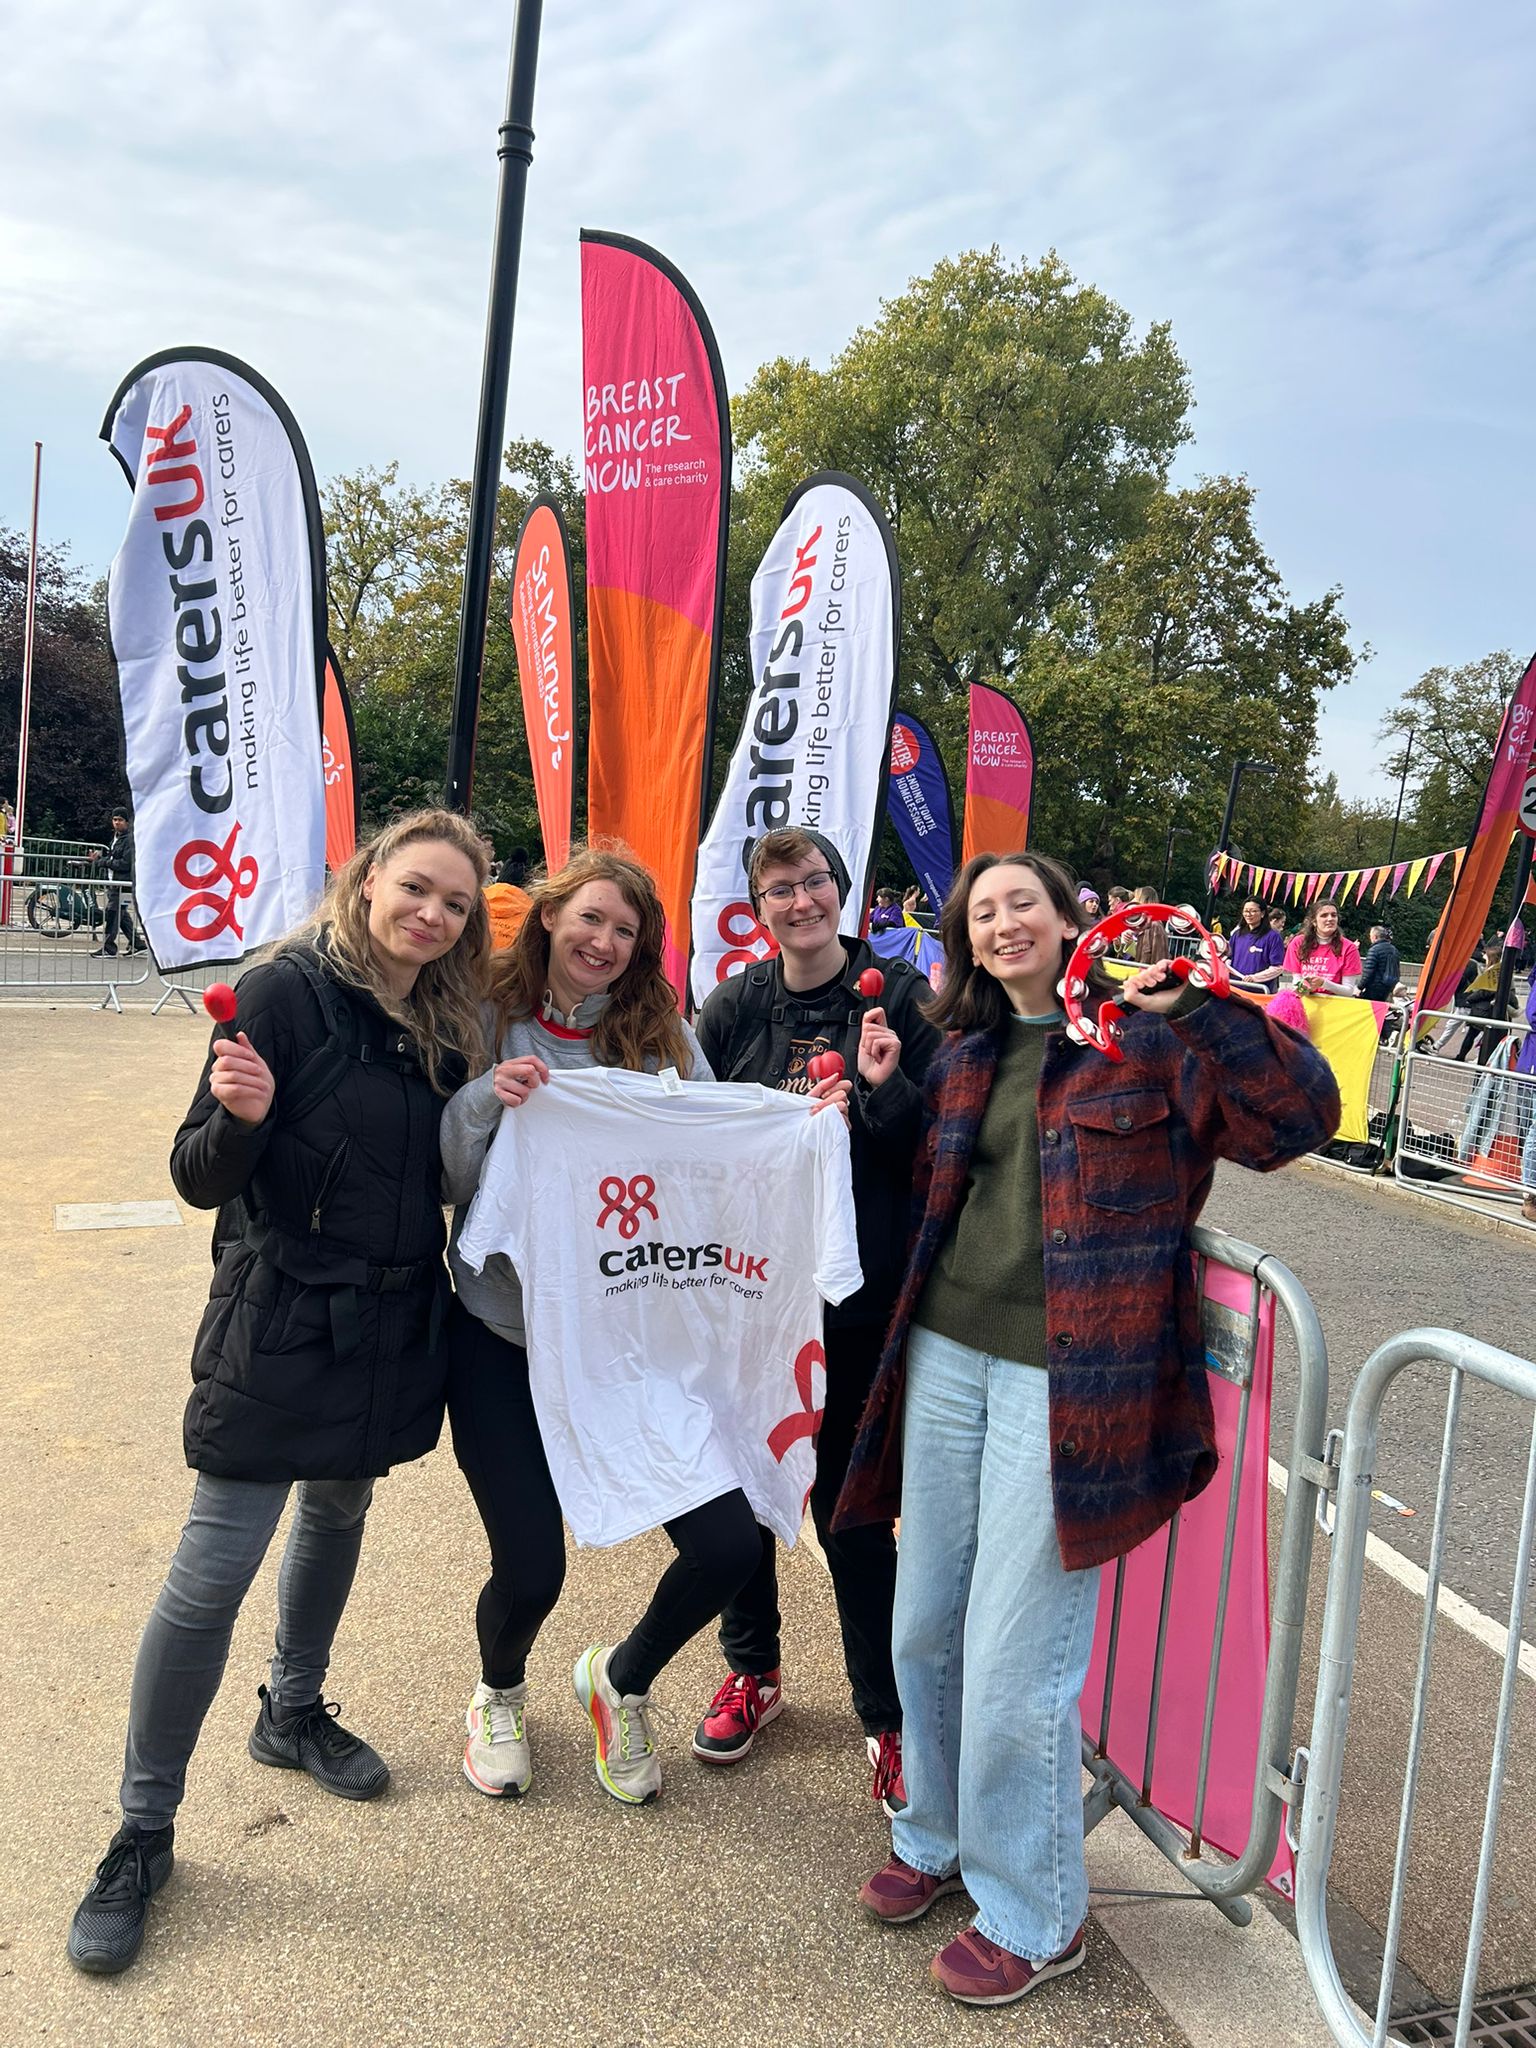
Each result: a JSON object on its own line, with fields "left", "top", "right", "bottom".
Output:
{"left": 693, "top": 828, "right": 940, "bottom": 1815}
{"left": 1267, "top": 906, "right": 1289, "bottom": 948}
{"left": 483, "top": 849, "right": 533, "bottom": 953}
{"left": 868, "top": 887, "right": 905, "bottom": 934}
{"left": 1439, "top": 935, "right": 1504, "bottom": 1062}
{"left": 89, "top": 806, "right": 146, "bottom": 958}
{"left": 1283, "top": 899, "right": 1360, "bottom": 995}
{"left": 1076, "top": 885, "right": 1101, "bottom": 925}
{"left": 1357, "top": 924, "right": 1402, "bottom": 1004}
{"left": 1107, "top": 886, "right": 1131, "bottom": 915}
{"left": 1228, "top": 897, "right": 1286, "bottom": 991}
{"left": 66, "top": 809, "right": 492, "bottom": 1977}
{"left": 1515, "top": 975, "right": 1536, "bottom": 1226}
{"left": 837, "top": 851, "right": 1339, "bottom": 2008}
{"left": 902, "top": 885, "right": 931, "bottom": 928}
{"left": 1131, "top": 884, "right": 1169, "bottom": 964}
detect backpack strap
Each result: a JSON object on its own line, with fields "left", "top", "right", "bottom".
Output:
{"left": 721, "top": 961, "right": 781, "bottom": 1081}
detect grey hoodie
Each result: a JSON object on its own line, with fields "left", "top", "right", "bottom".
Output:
{"left": 440, "top": 993, "right": 714, "bottom": 1346}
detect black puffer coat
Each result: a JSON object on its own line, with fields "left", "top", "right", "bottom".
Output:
{"left": 171, "top": 943, "right": 461, "bottom": 1481}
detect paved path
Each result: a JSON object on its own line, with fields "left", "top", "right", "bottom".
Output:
{"left": 0, "top": 1010, "right": 1229, "bottom": 2048}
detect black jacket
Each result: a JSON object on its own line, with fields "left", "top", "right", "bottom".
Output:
{"left": 105, "top": 826, "right": 134, "bottom": 881}
{"left": 171, "top": 944, "right": 460, "bottom": 1481}
{"left": 695, "top": 937, "right": 940, "bottom": 1326}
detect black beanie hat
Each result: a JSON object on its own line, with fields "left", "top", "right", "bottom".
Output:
{"left": 748, "top": 828, "right": 852, "bottom": 908}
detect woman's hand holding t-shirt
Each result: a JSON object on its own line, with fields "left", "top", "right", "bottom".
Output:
{"left": 492, "top": 1054, "right": 551, "bottom": 1108}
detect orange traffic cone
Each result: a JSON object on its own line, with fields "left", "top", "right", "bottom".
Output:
{"left": 1464, "top": 1133, "right": 1522, "bottom": 1189}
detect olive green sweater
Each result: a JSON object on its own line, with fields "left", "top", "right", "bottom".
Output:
{"left": 916, "top": 1013, "right": 1052, "bottom": 1367}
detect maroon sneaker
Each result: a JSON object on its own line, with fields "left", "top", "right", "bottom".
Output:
{"left": 858, "top": 1853, "right": 966, "bottom": 1924}
{"left": 931, "top": 1923, "right": 1086, "bottom": 2005}
{"left": 866, "top": 1729, "right": 907, "bottom": 1817}
{"left": 690, "top": 1668, "right": 783, "bottom": 1763}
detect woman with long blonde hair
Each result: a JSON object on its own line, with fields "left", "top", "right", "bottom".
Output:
{"left": 67, "top": 808, "right": 490, "bottom": 1977}
{"left": 444, "top": 844, "right": 822, "bottom": 1811}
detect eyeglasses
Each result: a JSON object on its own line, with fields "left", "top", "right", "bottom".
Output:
{"left": 759, "top": 870, "right": 838, "bottom": 906}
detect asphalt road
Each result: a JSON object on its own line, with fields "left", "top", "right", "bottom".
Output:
{"left": 1204, "top": 1155, "right": 1533, "bottom": 1628}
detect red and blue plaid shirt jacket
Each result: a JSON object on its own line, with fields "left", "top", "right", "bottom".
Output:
{"left": 833, "top": 995, "right": 1340, "bottom": 1571}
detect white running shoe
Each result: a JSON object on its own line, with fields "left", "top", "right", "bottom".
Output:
{"left": 572, "top": 1646, "right": 662, "bottom": 1806}
{"left": 463, "top": 1680, "right": 531, "bottom": 1798}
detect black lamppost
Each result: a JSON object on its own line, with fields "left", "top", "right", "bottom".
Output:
{"left": 445, "top": 0, "right": 545, "bottom": 814}
{"left": 1160, "top": 824, "right": 1192, "bottom": 898}
{"left": 1206, "top": 758, "right": 1278, "bottom": 921}
{"left": 1386, "top": 724, "right": 1416, "bottom": 868}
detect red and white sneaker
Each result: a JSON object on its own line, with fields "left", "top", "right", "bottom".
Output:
{"left": 867, "top": 1729, "right": 907, "bottom": 1816}
{"left": 931, "top": 1924, "right": 1086, "bottom": 2006}
{"left": 690, "top": 1668, "right": 784, "bottom": 1763}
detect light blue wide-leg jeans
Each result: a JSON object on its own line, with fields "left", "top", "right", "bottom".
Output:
{"left": 890, "top": 1324, "right": 1101, "bottom": 1963}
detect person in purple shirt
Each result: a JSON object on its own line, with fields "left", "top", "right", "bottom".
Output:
{"left": 1227, "top": 898, "right": 1286, "bottom": 990}
{"left": 1517, "top": 977, "right": 1536, "bottom": 1225}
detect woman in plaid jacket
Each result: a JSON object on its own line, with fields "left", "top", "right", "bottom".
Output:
{"left": 837, "top": 851, "right": 1338, "bottom": 2009}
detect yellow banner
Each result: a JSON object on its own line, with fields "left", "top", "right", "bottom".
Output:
{"left": 1406, "top": 855, "right": 1428, "bottom": 896}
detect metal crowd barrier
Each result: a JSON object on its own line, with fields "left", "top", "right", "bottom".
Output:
{"left": 0, "top": 868, "right": 238, "bottom": 1012}
{"left": 1394, "top": 1009, "right": 1532, "bottom": 1213}
{"left": 1294, "top": 1329, "right": 1536, "bottom": 2048}
{"left": 1081, "top": 1224, "right": 1331, "bottom": 1925}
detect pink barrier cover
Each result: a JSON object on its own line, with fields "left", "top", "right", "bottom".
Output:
{"left": 1079, "top": 1254, "right": 1294, "bottom": 1897}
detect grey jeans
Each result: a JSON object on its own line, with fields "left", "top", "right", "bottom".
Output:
{"left": 119, "top": 1471, "right": 374, "bottom": 1832}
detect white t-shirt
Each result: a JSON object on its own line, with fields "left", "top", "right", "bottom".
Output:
{"left": 457, "top": 1067, "right": 863, "bottom": 1548}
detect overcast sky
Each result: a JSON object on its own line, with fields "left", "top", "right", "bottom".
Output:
{"left": 4, "top": 0, "right": 1533, "bottom": 810}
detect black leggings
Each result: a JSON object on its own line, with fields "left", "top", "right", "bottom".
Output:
{"left": 446, "top": 1301, "right": 763, "bottom": 1696}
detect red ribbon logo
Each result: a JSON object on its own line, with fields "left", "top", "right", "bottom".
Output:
{"left": 767, "top": 1339, "right": 826, "bottom": 1463}
{"left": 715, "top": 899, "right": 778, "bottom": 980}
{"left": 173, "top": 821, "right": 259, "bottom": 943}
{"left": 596, "top": 1174, "right": 658, "bottom": 1239}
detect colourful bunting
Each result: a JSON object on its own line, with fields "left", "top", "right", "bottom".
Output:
{"left": 1390, "top": 861, "right": 1409, "bottom": 896}
{"left": 1406, "top": 855, "right": 1428, "bottom": 896}
{"left": 1371, "top": 866, "right": 1391, "bottom": 902}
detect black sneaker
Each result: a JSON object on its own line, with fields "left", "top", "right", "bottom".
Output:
{"left": 88, "top": 946, "right": 118, "bottom": 958}
{"left": 248, "top": 1684, "right": 390, "bottom": 1800}
{"left": 66, "top": 1822, "right": 174, "bottom": 1975}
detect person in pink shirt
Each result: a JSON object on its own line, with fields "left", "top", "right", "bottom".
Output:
{"left": 1283, "top": 899, "right": 1361, "bottom": 995}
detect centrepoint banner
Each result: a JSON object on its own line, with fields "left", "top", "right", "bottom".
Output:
{"left": 690, "top": 473, "right": 900, "bottom": 1007}
{"left": 102, "top": 349, "right": 327, "bottom": 970}
{"left": 581, "top": 232, "right": 730, "bottom": 993}
{"left": 961, "top": 680, "right": 1035, "bottom": 863}
{"left": 886, "top": 707, "right": 956, "bottom": 914}
{"left": 321, "top": 647, "right": 358, "bottom": 873}
{"left": 510, "top": 496, "right": 574, "bottom": 874}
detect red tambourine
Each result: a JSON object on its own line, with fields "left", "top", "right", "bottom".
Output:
{"left": 1057, "top": 902, "right": 1230, "bottom": 1061}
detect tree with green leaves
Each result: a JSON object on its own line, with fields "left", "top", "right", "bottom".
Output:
{"left": 1378, "top": 651, "right": 1521, "bottom": 854}
{"left": 0, "top": 529, "right": 121, "bottom": 842}
{"left": 322, "top": 442, "right": 586, "bottom": 857}
{"left": 725, "top": 250, "right": 1356, "bottom": 890}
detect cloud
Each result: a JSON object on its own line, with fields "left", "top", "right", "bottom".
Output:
{"left": 5, "top": 0, "right": 1535, "bottom": 802}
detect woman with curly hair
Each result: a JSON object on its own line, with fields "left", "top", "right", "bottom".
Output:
{"left": 67, "top": 808, "right": 492, "bottom": 1977}
{"left": 441, "top": 846, "right": 792, "bottom": 1810}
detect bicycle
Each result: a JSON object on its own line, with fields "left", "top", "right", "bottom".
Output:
{"left": 24, "top": 860, "right": 107, "bottom": 939}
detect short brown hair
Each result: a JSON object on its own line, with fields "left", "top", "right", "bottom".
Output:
{"left": 747, "top": 829, "right": 828, "bottom": 901}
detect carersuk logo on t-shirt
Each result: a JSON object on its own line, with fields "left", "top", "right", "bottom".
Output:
{"left": 593, "top": 1170, "right": 770, "bottom": 1297}
{"left": 596, "top": 1174, "right": 658, "bottom": 1239}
